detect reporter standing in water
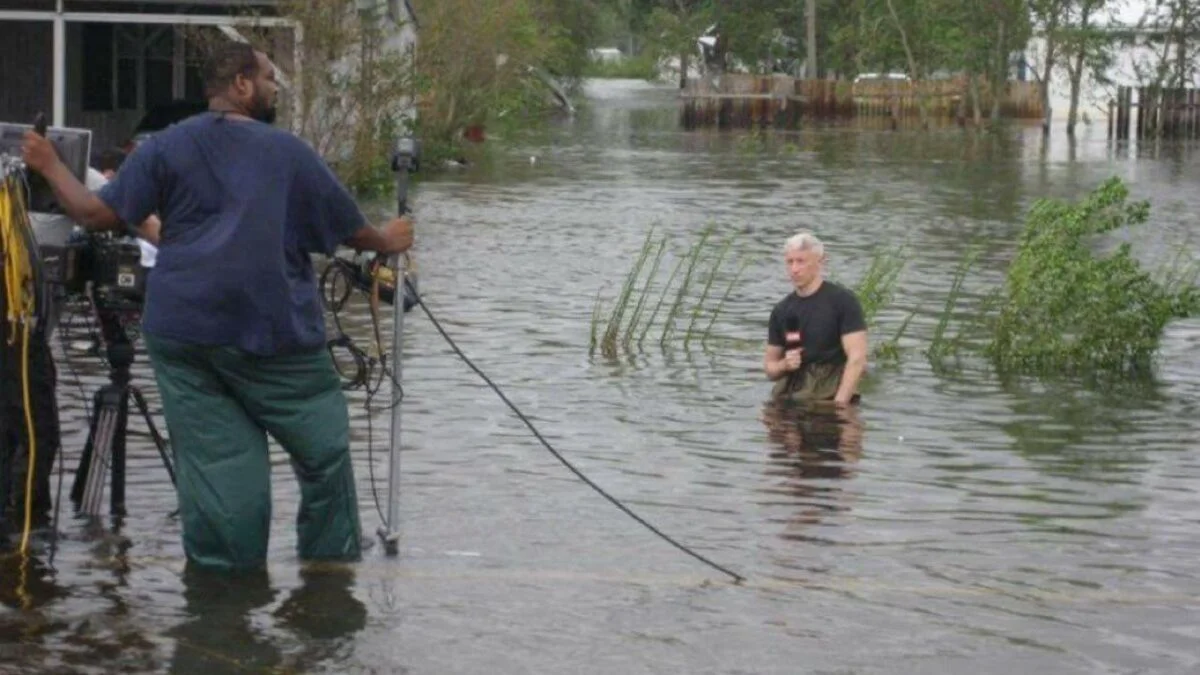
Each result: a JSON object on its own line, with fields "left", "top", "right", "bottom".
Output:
{"left": 763, "top": 231, "right": 868, "bottom": 405}
{"left": 21, "top": 43, "right": 414, "bottom": 572}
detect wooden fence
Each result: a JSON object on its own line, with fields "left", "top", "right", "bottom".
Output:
{"left": 1109, "top": 85, "right": 1200, "bottom": 140}
{"left": 679, "top": 74, "right": 1044, "bottom": 130}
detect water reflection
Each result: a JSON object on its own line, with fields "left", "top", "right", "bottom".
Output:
{"left": 167, "top": 565, "right": 367, "bottom": 675}
{"left": 995, "top": 373, "right": 1162, "bottom": 485}
{"left": 167, "top": 568, "right": 280, "bottom": 674}
{"left": 760, "top": 400, "right": 864, "bottom": 545}
{"left": 0, "top": 554, "right": 64, "bottom": 614}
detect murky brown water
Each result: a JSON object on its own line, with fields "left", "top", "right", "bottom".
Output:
{"left": 4, "top": 79, "right": 1200, "bottom": 674}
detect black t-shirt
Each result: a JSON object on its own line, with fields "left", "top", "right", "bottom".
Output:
{"left": 767, "top": 281, "right": 866, "bottom": 366}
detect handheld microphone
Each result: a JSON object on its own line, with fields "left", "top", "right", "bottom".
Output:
{"left": 783, "top": 316, "right": 803, "bottom": 353}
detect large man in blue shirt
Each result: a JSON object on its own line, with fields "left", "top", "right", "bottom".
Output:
{"left": 21, "top": 43, "right": 414, "bottom": 571}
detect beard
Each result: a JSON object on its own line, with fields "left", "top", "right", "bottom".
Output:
{"left": 249, "top": 88, "right": 278, "bottom": 125}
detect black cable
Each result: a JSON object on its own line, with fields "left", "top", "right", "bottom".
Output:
{"left": 47, "top": 302, "right": 96, "bottom": 565}
{"left": 401, "top": 276, "right": 745, "bottom": 584}
{"left": 46, "top": 342, "right": 75, "bottom": 566}
{"left": 316, "top": 259, "right": 742, "bottom": 582}
{"left": 320, "top": 259, "right": 395, "bottom": 527}
{"left": 363, "top": 379, "right": 387, "bottom": 528}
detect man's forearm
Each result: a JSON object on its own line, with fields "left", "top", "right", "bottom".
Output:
{"left": 765, "top": 359, "right": 784, "bottom": 381}
{"left": 764, "top": 355, "right": 793, "bottom": 381}
{"left": 346, "top": 222, "right": 410, "bottom": 255}
{"left": 835, "top": 356, "right": 867, "bottom": 401}
{"left": 39, "top": 161, "right": 119, "bottom": 230}
{"left": 346, "top": 225, "right": 389, "bottom": 252}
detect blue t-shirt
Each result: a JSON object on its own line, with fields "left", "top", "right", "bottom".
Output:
{"left": 98, "top": 112, "right": 366, "bottom": 355}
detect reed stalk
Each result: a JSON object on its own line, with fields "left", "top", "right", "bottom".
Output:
{"left": 660, "top": 226, "right": 713, "bottom": 347}
{"left": 684, "top": 235, "right": 733, "bottom": 349}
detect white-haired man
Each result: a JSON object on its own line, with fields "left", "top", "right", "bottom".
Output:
{"left": 763, "top": 231, "right": 868, "bottom": 405}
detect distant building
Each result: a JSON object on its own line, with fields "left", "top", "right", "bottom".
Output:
{"left": 1022, "top": 0, "right": 1195, "bottom": 123}
{"left": 0, "top": 0, "right": 299, "bottom": 153}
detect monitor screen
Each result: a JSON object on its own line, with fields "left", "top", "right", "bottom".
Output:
{"left": 0, "top": 121, "right": 93, "bottom": 213}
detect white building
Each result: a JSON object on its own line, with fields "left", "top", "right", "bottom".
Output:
{"left": 1025, "top": 0, "right": 1196, "bottom": 123}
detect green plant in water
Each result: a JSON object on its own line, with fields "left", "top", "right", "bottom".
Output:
{"left": 926, "top": 243, "right": 982, "bottom": 363}
{"left": 683, "top": 235, "right": 733, "bottom": 349}
{"left": 984, "top": 177, "right": 1200, "bottom": 375}
{"left": 874, "top": 311, "right": 914, "bottom": 364}
{"left": 854, "top": 246, "right": 908, "bottom": 325}
{"left": 594, "top": 228, "right": 659, "bottom": 358}
{"left": 659, "top": 226, "right": 714, "bottom": 346}
{"left": 590, "top": 225, "right": 745, "bottom": 357}
{"left": 701, "top": 258, "right": 749, "bottom": 349}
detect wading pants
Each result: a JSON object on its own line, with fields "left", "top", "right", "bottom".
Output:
{"left": 0, "top": 329, "right": 61, "bottom": 533}
{"left": 144, "top": 334, "right": 362, "bottom": 572}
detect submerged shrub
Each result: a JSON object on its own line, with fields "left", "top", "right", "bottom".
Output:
{"left": 984, "top": 177, "right": 1200, "bottom": 375}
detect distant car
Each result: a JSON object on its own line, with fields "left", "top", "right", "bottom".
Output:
{"left": 852, "top": 72, "right": 911, "bottom": 84}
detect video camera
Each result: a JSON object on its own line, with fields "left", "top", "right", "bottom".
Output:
{"left": 40, "top": 227, "right": 147, "bottom": 310}
{"left": 0, "top": 119, "right": 148, "bottom": 312}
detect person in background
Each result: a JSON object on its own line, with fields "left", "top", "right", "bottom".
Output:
{"left": 87, "top": 146, "right": 159, "bottom": 262}
{"left": 763, "top": 230, "right": 868, "bottom": 406}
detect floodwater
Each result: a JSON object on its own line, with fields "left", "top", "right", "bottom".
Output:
{"left": 4, "top": 79, "right": 1200, "bottom": 674}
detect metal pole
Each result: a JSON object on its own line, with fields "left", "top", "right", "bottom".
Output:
{"left": 373, "top": 0, "right": 418, "bottom": 556}
{"left": 53, "top": 0, "right": 65, "bottom": 127}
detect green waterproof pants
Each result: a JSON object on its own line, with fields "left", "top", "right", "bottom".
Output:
{"left": 144, "top": 334, "right": 362, "bottom": 572}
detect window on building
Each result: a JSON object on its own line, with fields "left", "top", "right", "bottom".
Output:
{"left": 81, "top": 24, "right": 204, "bottom": 112}
{"left": 81, "top": 24, "right": 114, "bottom": 111}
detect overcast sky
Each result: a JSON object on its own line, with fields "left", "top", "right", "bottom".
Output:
{"left": 1109, "top": 0, "right": 1158, "bottom": 25}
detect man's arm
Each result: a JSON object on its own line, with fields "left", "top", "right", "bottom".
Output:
{"left": 763, "top": 307, "right": 801, "bottom": 380}
{"left": 345, "top": 215, "right": 414, "bottom": 255}
{"left": 298, "top": 146, "right": 414, "bottom": 256}
{"left": 21, "top": 133, "right": 121, "bottom": 230}
{"left": 834, "top": 330, "right": 868, "bottom": 405}
{"left": 764, "top": 344, "right": 787, "bottom": 380}
{"left": 764, "top": 343, "right": 803, "bottom": 381}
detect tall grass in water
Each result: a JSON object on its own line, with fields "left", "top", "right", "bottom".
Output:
{"left": 854, "top": 246, "right": 908, "bottom": 325}
{"left": 590, "top": 225, "right": 743, "bottom": 358}
{"left": 596, "top": 228, "right": 659, "bottom": 356}
{"left": 659, "top": 226, "right": 714, "bottom": 346}
{"left": 926, "top": 244, "right": 982, "bottom": 363}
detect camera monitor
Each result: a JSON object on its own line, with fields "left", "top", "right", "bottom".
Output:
{"left": 0, "top": 121, "right": 93, "bottom": 213}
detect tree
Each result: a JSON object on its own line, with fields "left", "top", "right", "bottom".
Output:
{"left": 643, "top": 0, "right": 714, "bottom": 86}
{"left": 1059, "top": 0, "right": 1114, "bottom": 136}
{"left": 1029, "top": 0, "right": 1072, "bottom": 134}
{"left": 1132, "top": 0, "right": 1200, "bottom": 89}
{"left": 806, "top": 0, "right": 818, "bottom": 77}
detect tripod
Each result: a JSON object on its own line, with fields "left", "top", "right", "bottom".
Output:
{"left": 70, "top": 303, "right": 175, "bottom": 518}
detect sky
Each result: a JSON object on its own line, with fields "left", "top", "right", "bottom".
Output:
{"left": 1107, "top": 0, "right": 1162, "bottom": 26}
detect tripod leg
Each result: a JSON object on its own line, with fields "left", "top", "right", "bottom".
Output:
{"left": 70, "top": 386, "right": 106, "bottom": 507}
{"left": 130, "top": 387, "right": 176, "bottom": 486}
{"left": 110, "top": 392, "right": 129, "bottom": 518}
{"left": 78, "top": 393, "right": 119, "bottom": 517}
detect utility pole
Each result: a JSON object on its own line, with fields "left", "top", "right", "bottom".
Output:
{"left": 806, "top": 0, "right": 817, "bottom": 79}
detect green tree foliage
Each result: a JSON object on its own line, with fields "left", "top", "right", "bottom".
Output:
{"left": 985, "top": 178, "right": 1200, "bottom": 375}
